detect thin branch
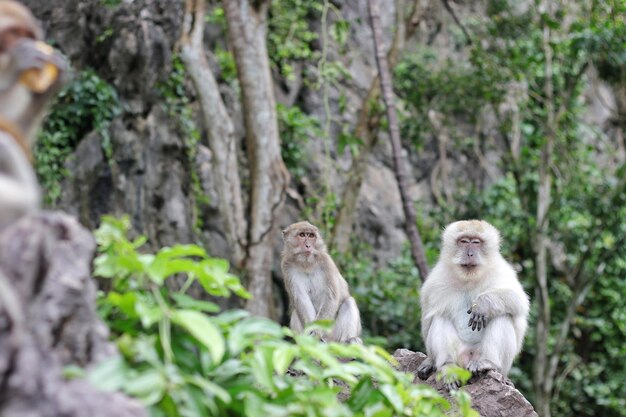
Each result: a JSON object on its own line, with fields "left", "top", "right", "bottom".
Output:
{"left": 439, "top": 0, "right": 472, "bottom": 44}
{"left": 368, "top": 0, "right": 430, "bottom": 279}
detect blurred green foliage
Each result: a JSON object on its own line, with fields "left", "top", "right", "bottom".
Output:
{"left": 276, "top": 103, "right": 321, "bottom": 181}
{"left": 341, "top": 249, "right": 423, "bottom": 351}
{"left": 268, "top": 0, "right": 319, "bottom": 79}
{"left": 91, "top": 216, "right": 477, "bottom": 417}
{"left": 35, "top": 70, "right": 121, "bottom": 204}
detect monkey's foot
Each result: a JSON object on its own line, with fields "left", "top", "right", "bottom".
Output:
{"left": 346, "top": 337, "right": 362, "bottom": 345}
{"left": 445, "top": 380, "right": 461, "bottom": 392}
{"left": 467, "top": 359, "right": 497, "bottom": 374}
{"left": 416, "top": 358, "right": 436, "bottom": 380}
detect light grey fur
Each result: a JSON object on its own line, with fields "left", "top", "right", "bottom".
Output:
{"left": 0, "top": 132, "right": 39, "bottom": 229}
{"left": 419, "top": 220, "right": 529, "bottom": 384}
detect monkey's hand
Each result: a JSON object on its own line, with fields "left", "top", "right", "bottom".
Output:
{"left": 467, "top": 301, "right": 487, "bottom": 331}
{"left": 6, "top": 39, "right": 67, "bottom": 94}
{"left": 308, "top": 329, "right": 328, "bottom": 343}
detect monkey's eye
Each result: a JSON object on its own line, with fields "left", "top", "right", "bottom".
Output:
{"left": 299, "top": 232, "right": 306, "bottom": 238}
{"left": 308, "top": 233, "right": 315, "bottom": 238}
{"left": 471, "top": 239, "right": 481, "bottom": 244}
{"left": 459, "top": 238, "right": 470, "bottom": 244}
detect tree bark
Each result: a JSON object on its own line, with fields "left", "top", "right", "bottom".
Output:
{"left": 330, "top": 0, "right": 431, "bottom": 255}
{"left": 533, "top": 3, "right": 555, "bottom": 416}
{"left": 367, "top": 0, "right": 430, "bottom": 279}
{"left": 179, "top": 0, "right": 247, "bottom": 267}
{"left": 223, "top": 0, "right": 290, "bottom": 318}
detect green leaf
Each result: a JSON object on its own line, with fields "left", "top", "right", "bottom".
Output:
{"left": 135, "top": 295, "right": 163, "bottom": 328}
{"left": 228, "top": 317, "right": 283, "bottom": 355}
{"left": 249, "top": 346, "right": 275, "bottom": 392}
{"left": 186, "top": 374, "right": 232, "bottom": 404}
{"left": 171, "top": 292, "right": 220, "bottom": 313}
{"left": 379, "top": 383, "right": 404, "bottom": 412}
{"left": 172, "top": 310, "right": 225, "bottom": 363}
{"left": 123, "top": 369, "right": 167, "bottom": 406}
{"left": 87, "top": 356, "right": 128, "bottom": 392}
{"left": 62, "top": 365, "right": 86, "bottom": 379}
{"left": 107, "top": 291, "right": 138, "bottom": 318}
{"left": 272, "top": 344, "right": 297, "bottom": 374}
{"left": 157, "top": 244, "right": 208, "bottom": 259}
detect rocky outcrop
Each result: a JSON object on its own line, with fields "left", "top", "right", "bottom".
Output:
{"left": 24, "top": 0, "right": 196, "bottom": 249}
{"left": 393, "top": 349, "right": 538, "bottom": 417}
{"left": 0, "top": 212, "right": 145, "bottom": 416}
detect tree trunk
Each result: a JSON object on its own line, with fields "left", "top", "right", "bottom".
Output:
{"left": 179, "top": 0, "right": 247, "bottom": 267}
{"left": 533, "top": 3, "right": 555, "bottom": 416}
{"left": 367, "top": 0, "right": 430, "bottom": 279}
{"left": 330, "top": 0, "right": 431, "bottom": 254}
{"left": 223, "top": 0, "right": 290, "bottom": 318}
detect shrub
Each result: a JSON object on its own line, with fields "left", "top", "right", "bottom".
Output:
{"left": 88, "top": 216, "right": 477, "bottom": 417}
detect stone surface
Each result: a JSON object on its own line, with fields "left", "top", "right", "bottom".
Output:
{"left": 0, "top": 212, "right": 145, "bottom": 417}
{"left": 24, "top": 0, "right": 196, "bottom": 250}
{"left": 393, "top": 349, "right": 539, "bottom": 417}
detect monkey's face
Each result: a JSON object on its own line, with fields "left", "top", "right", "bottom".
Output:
{"left": 286, "top": 228, "right": 319, "bottom": 255}
{"left": 0, "top": 1, "right": 43, "bottom": 52}
{"left": 282, "top": 221, "right": 326, "bottom": 260}
{"left": 453, "top": 235, "right": 485, "bottom": 273}
{"left": 441, "top": 220, "right": 501, "bottom": 278}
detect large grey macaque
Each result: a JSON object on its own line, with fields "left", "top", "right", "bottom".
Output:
{"left": 281, "top": 221, "right": 362, "bottom": 343}
{"left": 0, "top": 1, "right": 66, "bottom": 229}
{"left": 418, "top": 220, "right": 529, "bottom": 388}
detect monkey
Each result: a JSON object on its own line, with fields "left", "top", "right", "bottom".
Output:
{"left": 0, "top": 1, "right": 66, "bottom": 229}
{"left": 417, "top": 220, "right": 529, "bottom": 389}
{"left": 281, "top": 221, "right": 362, "bottom": 344}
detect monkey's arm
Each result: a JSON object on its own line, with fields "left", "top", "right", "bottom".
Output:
{"left": 0, "top": 133, "right": 39, "bottom": 223}
{"left": 315, "top": 258, "right": 345, "bottom": 320}
{"left": 474, "top": 286, "right": 529, "bottom": 318}
{"left": 315, "top": 294, "right": 340, "bottom": 321}
{"left": 290, "top": 279, "right": 316, "bottom": 326}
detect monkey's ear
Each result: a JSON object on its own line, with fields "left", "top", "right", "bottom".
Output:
{"left": 281, "top": 229, "right": 288, "bottom": 238}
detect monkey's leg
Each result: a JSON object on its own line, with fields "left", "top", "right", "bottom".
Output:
{"left": 470, "top": 316, "right": 516, "bottom": 375}
{"left": 289, "top": 311, "right": 304, "bottom": 334}
{"left": 427, "top": 316, "right": 461, "bottom": 368}
{"left": 331, "top": 297, "right": 362, "bottom": 343}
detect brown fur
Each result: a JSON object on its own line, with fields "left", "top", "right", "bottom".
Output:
{"left": 281, "top": 221, "right": 362, "bottom": 343}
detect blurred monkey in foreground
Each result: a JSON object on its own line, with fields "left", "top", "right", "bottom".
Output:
{"left": 0, "top": 0, "right": 66, "bottom": 228}
{"left": 281, "top": 221, "right": 362, "bottom": 343}
{"left": 418, "top": 220, "right": 529, "bottom": 388}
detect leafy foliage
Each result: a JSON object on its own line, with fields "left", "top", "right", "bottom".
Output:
{"left": 35, "top": 70, "right": 120, "bottom": 204}
{"left": 91, "top": 216, "right": 477, "bottom": 417}
{"left": 157, "top": 56, "right": 208, "bottom": 228}
{"left": 340, "top": 248, "right": 423, "bottom": 351}
{"left": 395, "top": 49, "right": 507, "bottom": 149}
{"left": 268, "top": 0, "right": 319, "bottom": 79}
{"left": 277, "top": 103, "right": 321, "bottom": 180}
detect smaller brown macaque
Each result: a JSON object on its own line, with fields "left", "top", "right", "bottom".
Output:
{"left": 281, "top": 221, "right": 362, "bottom": 343}
{"left": 0, "top": 1, "right": 66, "bottom": 229}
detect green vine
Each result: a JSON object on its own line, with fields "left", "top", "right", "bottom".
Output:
{"left": 157, "top": 55, "right": 207, "bottom": 231}
{"left": 35, "top": 69, "right": 121, "bottom": 205}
